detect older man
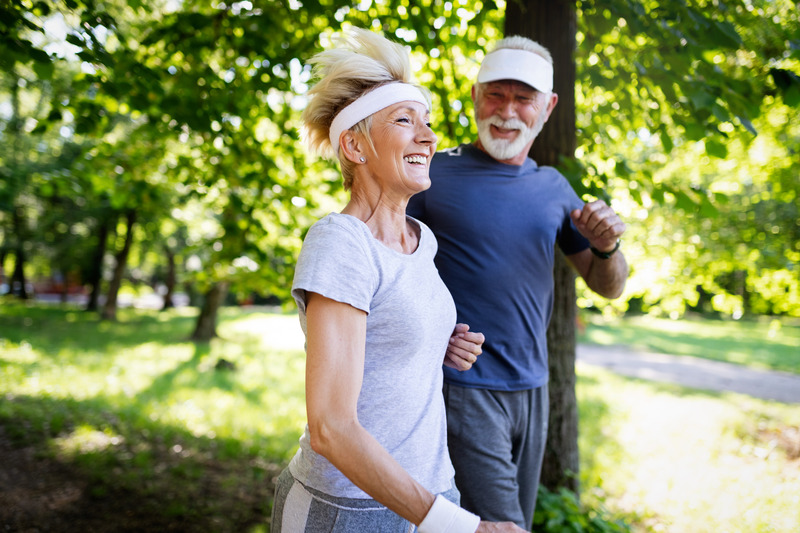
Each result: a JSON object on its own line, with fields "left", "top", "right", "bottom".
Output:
{"left": 408, "top": 36, "right": 629, "bottom": 530}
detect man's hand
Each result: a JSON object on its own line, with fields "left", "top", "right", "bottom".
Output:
{"left": 444, "top": 323, "right": 485, "bottom": 371}
{"left": 570, "top": 200, "right": 626, "bottom": 252}
{"left": 476, "top": 521, "right": 529, "bottom": 532}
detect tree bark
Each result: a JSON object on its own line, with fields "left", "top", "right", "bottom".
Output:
{"left": 161, "top": 245, "right": 176, "bottom": 310}
{"left": 101, "top": 210, "right": 136, "bottom": 321}
{"left": 86, "top": 213, "right": 111, "bottom": 312}
{"left": 542, "top": 251, "right": 580, "bottom": 492}
{"left": 9, "top": 77, "right": 30, "bottom": 300}
{"left": 505, "top": 0, "right": 581, "bottom": 493}
{"left": 191, "top": 282, "right": 229, "bottom": 341}
{"left": 10, "top": 206, "right": 29, "bottom": 300}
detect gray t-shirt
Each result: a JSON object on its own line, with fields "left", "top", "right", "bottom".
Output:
{"left": 289, "top": 212, "right": 457, "bottom": 499}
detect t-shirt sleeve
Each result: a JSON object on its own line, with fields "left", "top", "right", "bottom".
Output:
{"left": 291, "top": 219, "right": 376, "bottom": 315}
{"left": 556, "top": 178, "right": 591, "bottom": 255}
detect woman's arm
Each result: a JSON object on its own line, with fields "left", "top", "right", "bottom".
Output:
{"left": 303, "top": 291, "right": 435, "bottom": 525}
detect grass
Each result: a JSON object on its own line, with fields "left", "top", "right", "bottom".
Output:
{"left": 578, "top": 366, "right": 800, "bottom": 533}
{"left": 578, "top": 312, "right": 800, "bottom": 374}
{"left": 1, "top": 301, "right": 799, "bottom": 532}
{"left": 0, "top": 301, "right": 307, "bottom": 531}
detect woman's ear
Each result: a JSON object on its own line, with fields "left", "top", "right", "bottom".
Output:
{"left": 339, "top": 130, "right": 366, "bottom": 164}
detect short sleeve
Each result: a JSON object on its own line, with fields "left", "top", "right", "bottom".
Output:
{"left": 556, "top": 178, "right": 590, "bottom": 255}
{"left": 291, "top": 218, "right": 377, "bottom": 315}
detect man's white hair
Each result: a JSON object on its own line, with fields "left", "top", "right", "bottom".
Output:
{"left": 490, "top": 35, "right": 552, "bottom": 64}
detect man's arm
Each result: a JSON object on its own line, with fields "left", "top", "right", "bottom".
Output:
{"left": 566, "top": 200, "right": 629, "bottom": 299}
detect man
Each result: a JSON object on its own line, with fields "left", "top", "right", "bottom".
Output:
{"left": 407, "top": 36, "right": 629, "bottom": 530}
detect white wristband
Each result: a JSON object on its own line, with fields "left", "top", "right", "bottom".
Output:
{"left": 418, "top": 495, "right": 480, "bottom": 533}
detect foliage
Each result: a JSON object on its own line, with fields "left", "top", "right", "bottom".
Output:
{"left": 573, "top": 0, "right": 800, "bottom": 318}
{"left": 533, "top": 486, "right": 632, "bottom": 533}
{"left": 1, "top": 0, "right": 799, "bottom": 323}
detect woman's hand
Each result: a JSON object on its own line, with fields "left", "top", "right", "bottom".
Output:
{"left": 444, "top": 323, "right": 485, "bottom": 371}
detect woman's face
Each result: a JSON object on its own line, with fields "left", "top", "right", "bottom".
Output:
{"left": 365, "top": 100, "right": 437, "bottom": 195}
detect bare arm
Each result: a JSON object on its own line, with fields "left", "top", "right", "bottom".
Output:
{"left": 567, "top": 200, "right": 629, "bottom": 299}
{"left": 304, "top": 291, "right": 434, "bottom": 524}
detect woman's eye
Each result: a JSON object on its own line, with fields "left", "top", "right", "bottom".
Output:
{"left": 426, "top": 122, "right": 432, "bottom": 128}
{"left": 396, "top": 117, "right": 410, "bottom": 123}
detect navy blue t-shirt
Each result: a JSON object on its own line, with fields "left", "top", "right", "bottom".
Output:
{"left": 407, "top": 143, "right": 589, "bottom": 390}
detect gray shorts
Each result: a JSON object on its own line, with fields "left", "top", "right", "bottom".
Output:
{"left": 444, "top": 383, "right": 549, "bottom": 530}
{"left": 270, "top": 468, "right": 461, "bottom": 532}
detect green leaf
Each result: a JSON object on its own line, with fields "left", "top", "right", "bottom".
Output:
{"left": 737, "top": 115, "right": 757, "bottom": 136}
{"left": 770, "top": 68, "right": 800, "bottom": 106}
{"left": 709, "top": 20, "right": 742, "bottom": 49}
{"left": 33, "top": 59, "right": 55, "bottom": 80}
{"left": 688, "top": 86, "right": 716, "bottom": 111}
{"left": 675, "top": 190, "right": 696, "bottom": 211}
{"left": 659, "top": 124, "right": 674, "bottom": 153}
{"left": 705, "top": 139, "right": 728, "bottom": 158}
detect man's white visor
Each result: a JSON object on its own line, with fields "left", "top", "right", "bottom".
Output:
{"left": 477, "top": 48, "right": 554, "bottom": 93}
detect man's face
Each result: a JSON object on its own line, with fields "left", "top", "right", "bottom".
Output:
{"left": 473, "top": 80, "right": 554, "bottom": 164}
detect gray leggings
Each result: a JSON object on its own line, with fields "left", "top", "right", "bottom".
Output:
{"left": 270, "top": 469, "right": 461, "bottom": 532}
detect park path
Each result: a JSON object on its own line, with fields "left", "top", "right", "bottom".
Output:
{"left": 577, "top": 344, "right": 800, "bottom": 404}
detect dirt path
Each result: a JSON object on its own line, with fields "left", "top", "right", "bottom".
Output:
{"left": 577, "top": 343, "right": 800, "bottom": 404}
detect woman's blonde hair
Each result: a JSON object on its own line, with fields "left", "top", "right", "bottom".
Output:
{"left": 301, "top": 27, "right": 428, "bottom": 189}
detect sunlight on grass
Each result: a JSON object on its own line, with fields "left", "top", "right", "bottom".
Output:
{"left": 0, "top": 306, "right": 308, "bottom": 463}
{"left": 54, "top": 425, "right": 124, "bottom": 455}
{"left": 580, "top": 314, "right": 800, "bottom": 374}
{"left": 578, "top": 365, "right": 800, "bottom": 533}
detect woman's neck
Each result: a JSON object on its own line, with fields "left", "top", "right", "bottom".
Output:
{"left": 343, "top": 190, "right": 418, "bottom": 254}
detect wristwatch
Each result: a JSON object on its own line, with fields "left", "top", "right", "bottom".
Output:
{"left": 590, "top": 239, "right": 620, "bottom": 259}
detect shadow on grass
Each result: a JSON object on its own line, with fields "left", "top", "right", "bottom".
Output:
{"left": 0, "top": 303, "right": 307, "bottom": 532}
{"left": 0, "top": 302, "right": 200, "bottom": 354}
{"left": 0, "top": 391, "right": 289, "bottom": 532}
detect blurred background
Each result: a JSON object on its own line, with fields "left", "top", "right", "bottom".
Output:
{"left": 1, "top": 1, "right": 798, "bottom": 532}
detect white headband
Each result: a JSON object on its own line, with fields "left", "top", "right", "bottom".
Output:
{"left": 329, "top": 82, "right": 429, "bottom": 154}
{"left": 477, "top": 48, "right": 554, "bottom": 93}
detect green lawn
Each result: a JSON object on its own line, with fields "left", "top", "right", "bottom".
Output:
{"left": 579, "top": 312, "right": 800, "bottom": 374}
{"left": 1, "top": 302, "right": 798, "bottom": 532}
{"left": 0, "top": 302, "right": 307, "bottom": 531}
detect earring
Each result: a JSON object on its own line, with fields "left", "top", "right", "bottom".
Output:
{"left": 359, "top": 157, "right": 366, "bottom": 162}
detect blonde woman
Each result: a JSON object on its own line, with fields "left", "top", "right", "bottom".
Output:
{"left": 270, "top": 28, "right": 525, "bottom": 533}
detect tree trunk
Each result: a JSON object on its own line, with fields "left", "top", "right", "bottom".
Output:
{"left": 505, "top": 0, "right": 581, "bottom": 493}
{"left": 191, "top": 282, "right": 229, "bottom": 341}
{"left": 101, "top": 210, "right": 136, "bottom": 321}
{"left": 161, "top": 245, "right": 176, "bottom": 310}
{"left": 542, "top": 251, "right": 580, "bottom": 492}
{"left": 10, "top": 206, "right": 29, "bottom": 300}
{"left": 86, "top": 213, "right": 111, "bottom": 312}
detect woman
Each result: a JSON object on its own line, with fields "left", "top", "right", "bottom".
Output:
{"left": 270, "top": 29, "right": 526, "bottom": 533}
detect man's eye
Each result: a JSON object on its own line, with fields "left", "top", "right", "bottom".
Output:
{"left": 426, "top": 122, "right": 432, "bottom": 128}
{"left": 396, "top": 117, "right": 410, "bottom": 123}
